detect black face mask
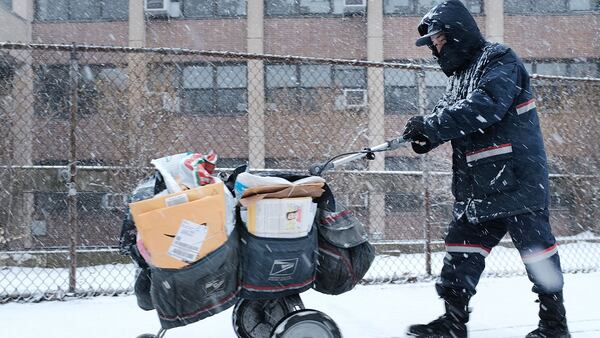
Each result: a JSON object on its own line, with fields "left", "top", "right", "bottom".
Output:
{"left": 439, "top": 42, "right": 470, "bottom": 76}
{"left": 431, "top": 35, "right": 484, "bottom": 77}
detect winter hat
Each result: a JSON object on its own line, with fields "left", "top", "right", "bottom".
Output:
{"left": 415, "top": 20, "right": 444, "bottom": 47}
{"left": 415, "top": 0, "right": 485, "bottom": 76}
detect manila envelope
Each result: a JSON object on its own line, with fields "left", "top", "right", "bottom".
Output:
{"left": 239, "top": 183, "right": 324, "bottom": 207}
{"left": 134, "top": 192, "right": 227, "bottom": 269}
{"left": 129, "top": 182, "right": 224, "bottom": 224}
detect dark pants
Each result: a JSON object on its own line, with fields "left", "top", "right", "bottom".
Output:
{"left": 436, "top": 208, "right": 564, "bottom": 298}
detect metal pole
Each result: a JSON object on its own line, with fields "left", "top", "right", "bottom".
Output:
{"left": 417, "top": 70, "right": 432, "bottom": 276}
{"left": 67, "top": 43, "right": 79, "bottom": 293}
{"left": 424, "top": 183, "right": 432, "bottom": 276}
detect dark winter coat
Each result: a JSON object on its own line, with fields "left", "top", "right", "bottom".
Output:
{"left": 420, "top": 1, "right": 550, "bottom": 223}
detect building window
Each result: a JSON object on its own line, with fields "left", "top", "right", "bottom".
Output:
{"left": 265, "top": 63, "right": 367, "bottom": 113}
{"left": 384, "top": 68, "right": 417, "bottom": 114}
{"left": 505, "top": 0, "right": 599, "bottom": 14}
{"left": 385, "top": 156, "right": 422, "bottom": 171}
{"left": 0, "top": 56, "right": 15, "bottom": 96}
{"left": 384, "top": 0, "right": 482, "bottom": 15}
{"left": 35, "top": 0, "right": 128, "bottom": 21}
{"left": 569, "top": 0, "right": 599, "bottom": 10}
{"left": 265, "top": 0, "right": 366, "bottom": 17}
{"left": 527, "top": 60, "right": 600, "bottom": 77}
{"left": 181, "top": 63, "right": 248, "bottom": 115}
{"left": 505, "top": 0, "right": 567, "bottom": 14}
{"left": 147, "top": 63, "right": 247, "bottom": 116}
{"left": 102, "top": 0, "right": 130, "bottom": 19}
{"left": 34, "top": 65, "right": 70, "bottom": 118}
{"left": 384, "top": 67, "right": 446, "bottom": 115}
{"left": 182, "top": 0, "right": 247, "bottom": 17}
{"left": 34, "top": 64, "right": 125, "bottom": 119}
{"left": 31, "top": 220, "right": 48, "bottom": 236}
{"left": 34, "top": 191, "right": 113, "bottom": 216}
{"left": 182, "top": 65, "right": 217, "bottom": 114}
{"left": 425, "top": 70, "right": 446, "bottom": 111}
{"left": 1, "top": 0, "right": 11, "bottom": 10}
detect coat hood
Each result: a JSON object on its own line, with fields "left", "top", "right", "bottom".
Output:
{"left": 416, "top": 0, "right": 485, "bottom": 76}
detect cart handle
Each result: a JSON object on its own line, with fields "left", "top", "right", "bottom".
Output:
{"left": 309, "top": 137, "right": 409, "bottom": 176}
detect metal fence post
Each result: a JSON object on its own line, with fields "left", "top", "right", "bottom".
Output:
{"left": 67, "top": 43, "right": 79, "bottom": 293}
{"left": 424, "top": 180, "right": 432, "bottom": 276}
{"left": 416, "top": 69, "right": 432, "bottom": 276}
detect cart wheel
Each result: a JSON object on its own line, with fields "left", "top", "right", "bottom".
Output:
{"left": 270, "top": 309, "right": 341, "bottom": 338}
{"left": 136, "top": 328, "right": 166, "bottom": 338}
{"left": 232, "top": 295, "right": 304, "bottom": 338}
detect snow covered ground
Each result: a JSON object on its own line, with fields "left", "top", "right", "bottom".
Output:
{"left": 1, "top": 272, "right": 598, "bottom": 338}
{"left": 365, "top": 239, "right": 600, "bottom": 281}
{"left": 2, "top": 238, "right": 599, "bottom": 297}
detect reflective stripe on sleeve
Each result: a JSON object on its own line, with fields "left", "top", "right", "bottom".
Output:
{"left": 516, "top": 99, "right": 536, "bottom": 115}
{"left": 466, "top": 144, "right": 512, "bottom": 163}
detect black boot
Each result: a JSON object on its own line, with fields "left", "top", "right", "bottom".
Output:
{"left": 526, "top": 292, "right": 570, "bottom": 338}
{"left": 406, "top": 292, "right": 469, "bottom": 338}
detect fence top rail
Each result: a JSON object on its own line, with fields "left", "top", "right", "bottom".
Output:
{"left": 2, "top": 41, "right": 599, "bottom": 82}
{"left": 0, "top": 41, "right": 440, "bottom": 71}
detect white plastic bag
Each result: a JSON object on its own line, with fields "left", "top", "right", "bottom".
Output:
{"left": 150, "top": 151, "right": 218, "bottom": 193}
{"left": 150, "top": 153, "right": 189, "bottom": 193}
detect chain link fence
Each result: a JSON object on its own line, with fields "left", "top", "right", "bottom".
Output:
{"left": 1, "top": 42, "right": 599, "bottom": 302}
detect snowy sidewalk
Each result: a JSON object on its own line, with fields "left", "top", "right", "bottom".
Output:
{"left": 1, "top": 272, "right": 598, "bottom": 338}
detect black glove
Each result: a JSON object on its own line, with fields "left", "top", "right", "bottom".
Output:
{"left": 402, "top": 116, "right": 433, "bottom": 154}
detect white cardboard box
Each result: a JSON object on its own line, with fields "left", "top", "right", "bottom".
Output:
{"left": 245, "top": 197, "right": 316, "bottom": 238}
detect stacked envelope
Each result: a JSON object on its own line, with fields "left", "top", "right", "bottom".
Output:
{"left": 129, "top": 182, "right": 228, "bottom": 269}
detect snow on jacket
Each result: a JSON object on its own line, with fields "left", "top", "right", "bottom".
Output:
{"left": 420, "top": 2, "right": 550, "bottom": 223}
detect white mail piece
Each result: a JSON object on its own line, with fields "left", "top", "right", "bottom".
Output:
{"left": 246, "top": 197, "right": 317, "bottom": 238}
{"left": 167, "top": 219, "right": 208, "bottom": 262}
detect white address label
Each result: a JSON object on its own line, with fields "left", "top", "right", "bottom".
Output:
{"left": 167, "top": 219, "right": 207, "bottom": 263}
{"left": 165, "top": 193, "right": 189, "bottom": 207}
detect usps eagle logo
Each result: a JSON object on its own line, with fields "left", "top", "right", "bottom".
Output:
{"left": 204, "top": 277, "right": 225, "bottom": 295}
{"left": 269, "top": 258, "right": 298, "bottom": 277}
